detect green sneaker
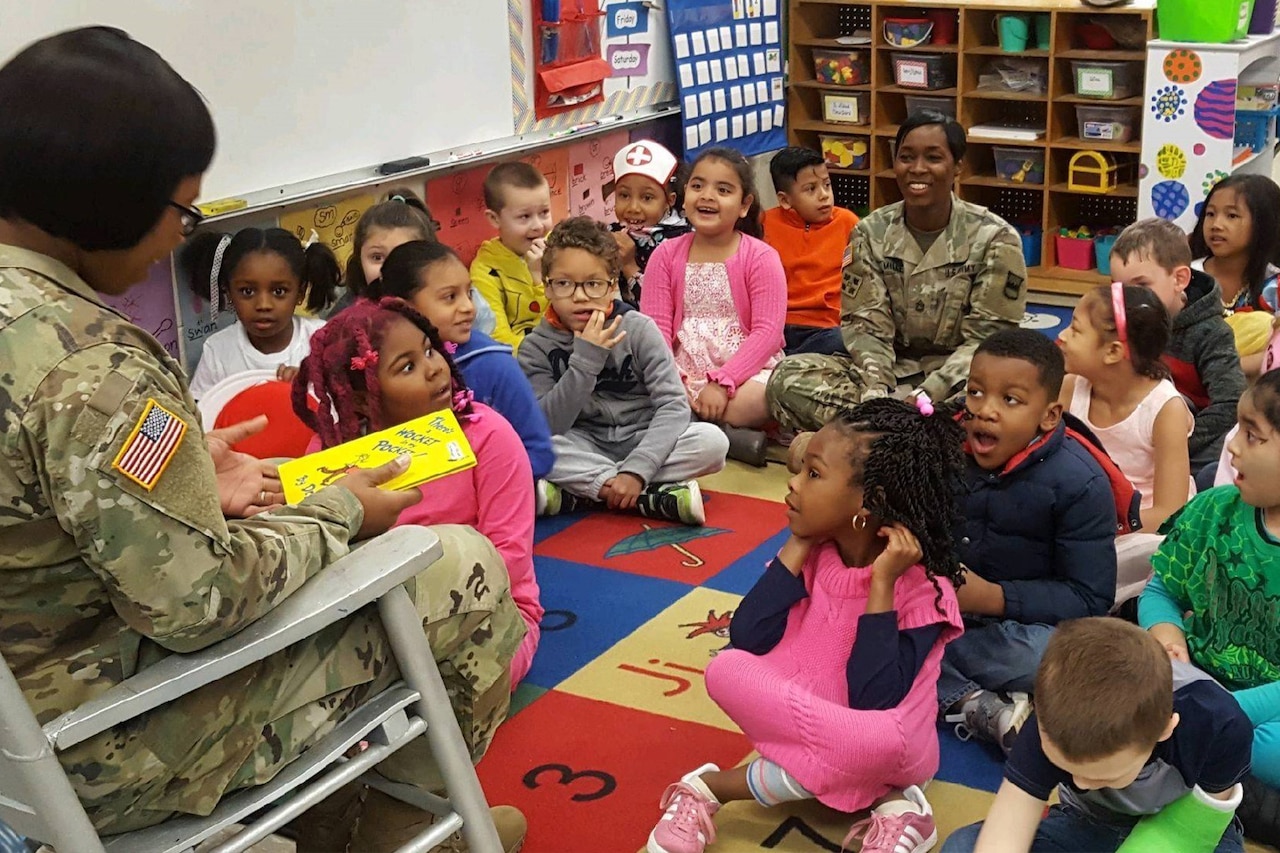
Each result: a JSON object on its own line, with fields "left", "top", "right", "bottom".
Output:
{"left": 637, "top": 480, "right": 706, "bottom": 526}
{"left": 535, "top": 480, "right": 598, "bottom": 516}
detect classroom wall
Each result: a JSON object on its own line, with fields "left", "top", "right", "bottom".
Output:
{"left": 115, "top": 115, "right": 682, "bottom": 375}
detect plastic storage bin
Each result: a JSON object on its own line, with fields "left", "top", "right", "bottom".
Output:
{"left": 891, "top": 52, "right": 954, "bottom": 90}
{"left": 904, "top": 95, "right": 957, "bottom": 120}
{"left": 1056, "top": 235, "right": 1096, "bottom": 271}
{"left": 1076, "top": 105, "right": 1140, "bottom": 143}
{"left": 820, "top": 134, "right": 870, "bottom": 169}
{"left": 884, "top": 17, "right": 933, "bottom": 47}
{"left": 993, "top": 146, "right": 1045, "bottom": 184}
{"left": 1236, "top": 108, "right": 1280, "bottom": 152}
{"left": 1071, "top": 61, "right": 1139, "bottom": 100}
{"left": 822, "top": 91, "right": 870, "bottom": 125}
{"left": 1095, "top": 234, "right": 1119, "bottom": 277}
{"left": 812, "top": 49, "right": 869, "bottom": 86}
{"left": 1251, "top": 0, "right": 1278, "bottom": 34}
{"left": 1020, "top": 226, "right": 1043, "bottom": 268}
{"left": 1157, "top": 0, "right": 1254, "bottom": 43}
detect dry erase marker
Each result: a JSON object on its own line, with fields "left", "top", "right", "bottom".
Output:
{"left": 196, "top": 198, "right": 248, "bottom": 216}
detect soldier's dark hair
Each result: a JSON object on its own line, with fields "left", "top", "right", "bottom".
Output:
{"left": 830, "top": 398, "right": 966, "bottom": 611}
{"left": 975, "top": 328, "right": 1066, "bottom": 399}
{"left": 0, "top": 27, "right": 215, "bottom": 251}
{"left": 542, "top": 216, "right": 621, "bottom": 279}
{"left": 483, "top": 161, "right": 548, "bottom": 212}
{"left": 181, "top": 227, "right": 341, "bottom": 315}
{"left": 769, "top": 146, "right": 826, "bottom": 193}
{"left": 896, "top": 110, "right": 967, "bottom": 162}
{"left": 687, "top": 146, "right": 763, "bottom": 238}
{"left": 1085, "top": 283, "right": 1171, "bottom": 381}
{"left": 346, "top": 188, "right": 438, "bottom": 298}
{"left": 293, "top": 297, "right": 472, "bottom": 448}
{"left": 369, "top": 240, "right": 463, "bottom": 302}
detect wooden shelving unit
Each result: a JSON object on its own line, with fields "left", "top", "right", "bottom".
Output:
{"left": 786, "top": 0, "right": 1156, "bottom": 296}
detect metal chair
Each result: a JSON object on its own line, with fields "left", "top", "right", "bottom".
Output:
{"left": 0, "top": 527, "right": 502, "bottom": 853}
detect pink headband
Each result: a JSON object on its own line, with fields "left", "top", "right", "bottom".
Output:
{"left": 1110, "top": 281, "right": 1129, "bottom": 359}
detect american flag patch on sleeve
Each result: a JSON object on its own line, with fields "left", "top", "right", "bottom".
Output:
{"left": 112, "top": 399, "right": 188, "bottom": 490}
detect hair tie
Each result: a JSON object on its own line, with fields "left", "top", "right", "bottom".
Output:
{"left": 389, "top": 194, "right": 407, "bottom": 204}
{"left": 350, "top": 350, "right": 378, "bottom": 371}
{"left": 914, "top": 392, "right": 934, "bottom": 417}
{"left": 444, "top": 341, "right": 458, "bottom": 354}
{"left": 209, "top": 234, "right": 233, "bottom": 315}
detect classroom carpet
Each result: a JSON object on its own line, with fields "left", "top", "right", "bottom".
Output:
{"left": 479, "top": 455, "right": 1275, "bottom": 853}
{"left": 475, "top": 462, "right": 1010, "bottom": 853}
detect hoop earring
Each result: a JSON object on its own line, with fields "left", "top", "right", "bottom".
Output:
{"left": 852, "top": 515, "right": 867, "bottom": 531}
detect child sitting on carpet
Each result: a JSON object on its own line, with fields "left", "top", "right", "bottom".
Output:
{"left": 518, "top": 216, "right": 728, "bottom": 525}
{"left": 943, "top": 618, "right": 1250, "bottom": 853}
{"left": 1058, "top": 283, "right": 1195, "bottom": 606}
{"left": 1140, "top": 368, "right": 1280, "bottom": 846}
{"left": 610, "top": 139, "right": 690, "bottom": 306}
{"left": 640, "top": 146, "right": 787, "bottom": 467}
{"left": 373, "top": 239, "right": 554, "bottom": 480}
{"left": 942, "top": 329, "right": 1117, "bottom": 755}
{"left": 292, "top": 297, "right": 541, "bottom": 686}
{"left": 647, "top": 398, "right": 965, "bottom": 853}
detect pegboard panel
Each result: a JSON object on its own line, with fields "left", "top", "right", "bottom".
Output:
{"left": 833, "top": 173, "right": 870, "bottom": 215}
{"left": 988, "top": 188, "right": 1043, "bottom": 225}
{"left": 1076, "top": 195, "right": 1139, "bottom": 229}
{"left": 837, "top": 5, "right": 873, "bottom": 36}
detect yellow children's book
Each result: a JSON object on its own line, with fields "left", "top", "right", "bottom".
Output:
{"left": 280, "top": 410, "right": 476, "bottom": 504}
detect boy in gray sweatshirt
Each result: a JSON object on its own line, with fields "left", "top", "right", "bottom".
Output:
{"left": 518, "top": 217, "right": 728, "bottom": 525}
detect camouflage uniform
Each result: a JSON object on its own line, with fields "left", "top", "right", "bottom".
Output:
{"left": 0, "top": 245, "right": 524, "bottom": 833}
{"left": 767, "top": 195, "right": 1027, "bottom": 432}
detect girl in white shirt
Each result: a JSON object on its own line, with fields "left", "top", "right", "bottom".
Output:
{"left": 183, "top": 227, "right": 340, "bottom": 400}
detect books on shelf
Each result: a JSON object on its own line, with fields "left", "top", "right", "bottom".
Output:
{"left": 969, "top": 123, "right": 1046, "bottom": 141}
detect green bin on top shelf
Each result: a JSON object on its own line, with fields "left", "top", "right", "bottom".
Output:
{"left": 1156, "top": 0, "right": 1255, "bottom": 43}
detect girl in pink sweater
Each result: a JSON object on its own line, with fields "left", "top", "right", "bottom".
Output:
{"left": 647, "top": 398, "right": 966, "bottom": 853}
{"left": 294, "top": 298, "right": 542, "bottom": 686}
{"left": 641, "top": 147, "right": 786, "bottom": 433}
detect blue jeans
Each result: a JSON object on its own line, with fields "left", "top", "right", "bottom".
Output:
{"left": 783, "top": 324, "right": 846, "bottom": 356}
{"left": 941, "top": 805, "right": 1244, "bottom": 852}
{"left": 938, "top": 619, "right": 1054, "bottom": 712}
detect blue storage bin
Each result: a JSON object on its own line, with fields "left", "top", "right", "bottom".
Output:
{"left": 1096, "top": 234, "right": 1119, "bottom": 277}
{"left": 1235, "top": 108, "right": 1279, "bottom": 153}
{"left": 1020, "top": 226, "right": 1042, "bottom": 268}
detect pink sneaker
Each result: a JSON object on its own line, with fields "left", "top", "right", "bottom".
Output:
{"left": 647, "top": 764, "right": 721, "bottom": 853}
{"left": 842, "top": 785, "right": 937, "bottom": 853}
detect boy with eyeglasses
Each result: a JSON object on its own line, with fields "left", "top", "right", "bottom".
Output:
{"left": 518, "top": 216, "right": 729, "bottom": 525}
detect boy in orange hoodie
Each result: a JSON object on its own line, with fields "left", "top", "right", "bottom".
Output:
{"left": 762, "top": 147, "right": 859, "bottom": 356}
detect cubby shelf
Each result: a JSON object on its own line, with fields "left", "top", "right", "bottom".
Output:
{"left": 786, "top": 0, "right": 1155, "bottom": 297}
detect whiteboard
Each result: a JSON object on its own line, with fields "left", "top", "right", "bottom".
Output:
{"left": 2, "top": 1, "right": 516, "bottom": 201}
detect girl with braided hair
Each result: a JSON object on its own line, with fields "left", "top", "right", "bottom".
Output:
{"left": 292, "top": 297, "right": 542, "bottom": 686}
{"left": 647, "top": 397, "right": 966, "bottom": 853}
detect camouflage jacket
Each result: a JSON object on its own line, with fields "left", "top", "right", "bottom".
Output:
{"left": 0, "top": 246, "right": 363, "bottom": 730}
{"left": 840, "top": 195, "right": 1027, "bottom": 402}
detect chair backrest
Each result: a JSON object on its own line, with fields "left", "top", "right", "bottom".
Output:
{"left": 0, "top": 652, "right": 103, "bottom": 852}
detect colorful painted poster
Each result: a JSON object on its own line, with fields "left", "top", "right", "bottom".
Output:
{"left": 568, "top": 130, "right": 630, "bottom": 220}
{"left": 103, "top": 259, "right": 180, "bottom": 363}
{"left": 278, "top": 192, "right": 375, "bottom": 269}
{"left": 426, "top": 166, "right": 493, "bottom": 266}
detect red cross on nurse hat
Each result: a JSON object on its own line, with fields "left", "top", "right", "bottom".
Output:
{"left": 613, "top": 140, "right": 679, "bottom": 190}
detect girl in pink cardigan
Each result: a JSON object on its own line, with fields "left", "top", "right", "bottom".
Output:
{"left": 294, "top": 297, "right": 542, "bottom": 686}
{"left": 640, "top": 147, "right": 786, "bottom": 435}
{"left": 647, "top": 398, "right": 966, "bottom": 853}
